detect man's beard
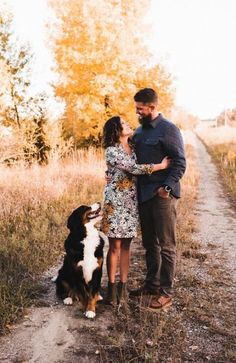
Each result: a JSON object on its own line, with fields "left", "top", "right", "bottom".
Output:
{"left": 138, "top": 114, "right": 153, "bottom": 127}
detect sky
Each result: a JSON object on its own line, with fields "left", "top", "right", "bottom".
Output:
{"left": 4, "top": 0, "right": 53, "bottom": 89}
{"left": 3, "top": 0, "right": 236, "bottom": 119}
{"left": 147, "top": 0, "right": 236, "bottom": 118}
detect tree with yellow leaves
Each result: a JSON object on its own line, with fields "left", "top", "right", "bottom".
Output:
{"left": 0, "top": 12, "right": 50, "bottom": 163}
{"left": 50, "top": 0, "right": 174, "bottom": 146}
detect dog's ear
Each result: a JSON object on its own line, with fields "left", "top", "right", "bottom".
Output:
{"left": 67, "top": 211, "right": 77, "bottom": 231}
{"left": 67, "top": 206, "right": 89, "bottom": 231}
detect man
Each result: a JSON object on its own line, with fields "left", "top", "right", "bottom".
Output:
{"left": 130, "top": 88, "right": 186, "bottom": 310}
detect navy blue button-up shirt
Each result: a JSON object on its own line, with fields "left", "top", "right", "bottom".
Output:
{"left": 132, "top": 114, "right": 186, "bottom": 203}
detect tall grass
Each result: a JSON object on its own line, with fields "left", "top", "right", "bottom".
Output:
{"left": 209, "top": 143, "right": 236, "bottom": 198}
{"left": 0, "top": 141, "right": 199, "bottom": 336}
{"left": 0, "top": 148, "right": 105, "bottom": 333}
{"left": 196, "top": 125, "right": 236, "bottom": 198}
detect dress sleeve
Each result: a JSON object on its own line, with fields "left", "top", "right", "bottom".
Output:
{"left": 105, "top": 146, "right": 154, "bottom": 175}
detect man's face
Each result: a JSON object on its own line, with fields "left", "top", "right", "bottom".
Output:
{"left": 135, "top": 102, "right": 153, "bottom": 125}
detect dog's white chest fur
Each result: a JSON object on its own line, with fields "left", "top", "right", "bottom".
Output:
{"left": 77, "top": 223, "right": 100, "bottom": 283}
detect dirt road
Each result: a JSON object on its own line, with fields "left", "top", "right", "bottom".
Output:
{"left": 0, "top": 133, "right": 235, "bottom": 362}
{"left": 194, "top": 134, "right": 236, "bottom": 278}
{"left": 178, "top": 132, "right": 236, "bottom": 362}
{"left": 0, "top": 262, "right": 113, "bottom": 363}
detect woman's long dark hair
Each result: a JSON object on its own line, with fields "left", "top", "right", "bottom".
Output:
{"left": 102, "top": 116, "right": 123, "bottom": 148}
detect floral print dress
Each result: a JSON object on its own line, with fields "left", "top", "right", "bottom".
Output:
{"left": 100, "top": 144, "right": 153, "bottom": 238}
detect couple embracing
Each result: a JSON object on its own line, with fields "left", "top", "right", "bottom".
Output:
{"left": 100, "top": 88, "right": 186, "bottom": 310}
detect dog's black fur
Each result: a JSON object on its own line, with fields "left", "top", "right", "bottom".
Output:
{"left": 56, "top": 204, "right": 105, "bottom": 318}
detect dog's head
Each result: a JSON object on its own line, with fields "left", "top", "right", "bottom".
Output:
{"left": 67, "top": 203, "right": 102, "bottom": 232}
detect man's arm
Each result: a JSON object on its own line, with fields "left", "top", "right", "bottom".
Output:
{"left": 162, "top": 124, "right": 186, "bottom": 190}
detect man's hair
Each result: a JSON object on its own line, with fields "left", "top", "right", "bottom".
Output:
{"left": 134, "top": 88, "right": 158, "bottom": 104}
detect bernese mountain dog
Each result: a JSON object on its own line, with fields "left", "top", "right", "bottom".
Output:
{"left": 56, "top": 203, "right": 106, "bottom": 319}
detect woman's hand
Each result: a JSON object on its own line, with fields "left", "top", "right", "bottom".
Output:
{"left": 153, "top": 157, "right": 171, "bottom": 172}
{"left": 160, "top": 156, "right": 171, "bottom": 170}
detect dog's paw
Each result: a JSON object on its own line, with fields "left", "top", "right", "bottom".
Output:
{"left": 97, "top": 294, "right": 103, "bottom": 301}
{"left": 63, "top": 297, "right": 73, "bottom": 305}
{"left": 84, "top": 310, "right": 96, "bottom": 319}
{"left": 51, "top": 275, "right": 57, "bottom": 283}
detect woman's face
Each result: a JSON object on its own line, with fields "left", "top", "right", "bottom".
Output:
{"left": 120, "top": 119, "right": 133, "bottom": 137}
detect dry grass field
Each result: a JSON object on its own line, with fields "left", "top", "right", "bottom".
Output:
{"left": 1, "top": 138, "right": 235, "bottom": 362}
{"left": 196, "top": 125, "right": 236, "bottom": 199}
{"left": 0, "top": 145, "right": 198, "bottom": 335}
{"left": 0, "top": 149, "right": 105, "bottom": 332}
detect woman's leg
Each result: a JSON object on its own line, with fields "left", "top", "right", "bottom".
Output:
{"left": 107, "top": 238, "right": 122, "bottom": 283}
{"left": 120, "top": 238, "right": 132, "bottom": 283}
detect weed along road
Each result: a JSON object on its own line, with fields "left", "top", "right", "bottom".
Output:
{"left": 0, "top": 132, "right": 235, "bottom": 362}
{"left": 194, "top": 133, "right": 236, "bottom": 282}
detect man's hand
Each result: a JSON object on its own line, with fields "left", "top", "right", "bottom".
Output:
{"left": 157, "top": 187, "right": 170, "bottom": 199}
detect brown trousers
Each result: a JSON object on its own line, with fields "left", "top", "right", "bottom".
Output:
{"left": 138, "top": 195, "right": 177, "bottom": 296}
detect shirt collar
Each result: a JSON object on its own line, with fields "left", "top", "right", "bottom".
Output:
{"left": 150, "top": 113, "right": 162, "bottom": 128}
{"left": 142, "top": 113, "right": 162, "bottom": 129}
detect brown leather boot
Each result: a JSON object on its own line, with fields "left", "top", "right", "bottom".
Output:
{"left": 105, "top": 282, "right": 117, "bottom": 306}
{"left": 117, "top": 282, "right": 128, "bottom": 307}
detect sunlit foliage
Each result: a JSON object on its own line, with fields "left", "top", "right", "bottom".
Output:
{"left": 50, "top": 0, "right": 174, "bottom": 146}
{"left": 0, "top": 13, "right": 49, "bottom": 163}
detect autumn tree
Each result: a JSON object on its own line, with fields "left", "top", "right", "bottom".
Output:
{"left": 50, "top": 0, "right": 174, "bottom": 146}
{"left": 0, "top": 12, "right": 49, "bottom": 163}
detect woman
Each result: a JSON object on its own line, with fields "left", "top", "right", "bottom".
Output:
{"left": 100, "top": 116, "right": 171, "bottom": 306}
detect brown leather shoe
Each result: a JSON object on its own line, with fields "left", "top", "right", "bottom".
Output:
{"left": 149, "top": 295, "right": 172, "bottom": 310}
{"left": 129, "top": 285, "right": 158, "bottom": 297}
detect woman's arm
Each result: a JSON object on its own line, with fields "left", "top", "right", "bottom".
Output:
{"left": 153, "top": 157, "right": 171, "bottom": 172}
{"left": 106, "top": 147, "right": 170, "bottom": 175}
